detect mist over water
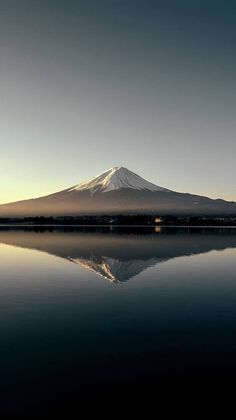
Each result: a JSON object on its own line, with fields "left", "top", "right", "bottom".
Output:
{"left": 1, "top": 227, "right": 236, "bottom": 414}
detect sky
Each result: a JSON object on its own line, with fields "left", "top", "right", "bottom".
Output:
{"left": 0, "top": 0, "right": 235, "bottom": 203}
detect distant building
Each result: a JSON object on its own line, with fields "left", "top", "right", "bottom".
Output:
{"left": 155, "top": 217, "right": 163, "bottom": 224}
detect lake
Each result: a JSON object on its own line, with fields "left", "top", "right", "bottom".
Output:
{"left": 0, "top": 226, "right": 236, "bottom": 414}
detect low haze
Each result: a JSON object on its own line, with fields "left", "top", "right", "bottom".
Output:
{"left": 0, "top": 0, "right": 235, "bottom": 203}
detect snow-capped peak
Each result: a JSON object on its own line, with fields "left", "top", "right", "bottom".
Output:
{"left": 68, "top": 166, "right": 170, "bottom": 194}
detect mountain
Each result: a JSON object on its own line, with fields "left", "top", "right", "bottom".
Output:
{"left": 0, "top": 166, "right": 236, "bottom": 216}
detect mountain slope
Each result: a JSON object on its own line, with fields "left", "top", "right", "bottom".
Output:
{"left": 0, "top": 166, "right": 236, "bottom": 216}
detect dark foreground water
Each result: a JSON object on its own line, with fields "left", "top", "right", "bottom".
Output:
{"left": 0, "top": 226, "right": 236, "bottom": 415}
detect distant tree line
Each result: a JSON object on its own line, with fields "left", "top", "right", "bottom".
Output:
{"left": 0, "top": 214, "right": 236, "bottom": 226}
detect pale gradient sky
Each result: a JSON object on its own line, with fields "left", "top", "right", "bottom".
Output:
{"left": 0, "top": 0, "right": 235, "bottom": 204}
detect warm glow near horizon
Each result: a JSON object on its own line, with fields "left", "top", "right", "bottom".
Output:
{"left": 1, "top": 172, "right": 236, "bottom": 205}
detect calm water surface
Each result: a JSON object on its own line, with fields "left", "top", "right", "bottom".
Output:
{"left": 0, "top": 227, "right": 236, "bottom": 414}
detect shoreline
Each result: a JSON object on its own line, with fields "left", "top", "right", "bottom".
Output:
{"left": 0, "top": 224, "right": 236, "bottom": 228}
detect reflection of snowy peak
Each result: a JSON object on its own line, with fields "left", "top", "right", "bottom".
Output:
{"left": 69, "top": 166, "right": 169, "bottom": 195}
{"left": 70, "top": 255, "right": 162, "bottom": 283}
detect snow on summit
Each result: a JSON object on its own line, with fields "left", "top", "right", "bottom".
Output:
{"left": 69, "top": 166, "right": 169, "bottom": 194}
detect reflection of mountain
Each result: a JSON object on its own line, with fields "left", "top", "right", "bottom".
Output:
{"left": 0, "top": 228, "right": 236, "bottom": 283}
{"left": 70, "top": 256, "right": 161, "bottom": 283}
